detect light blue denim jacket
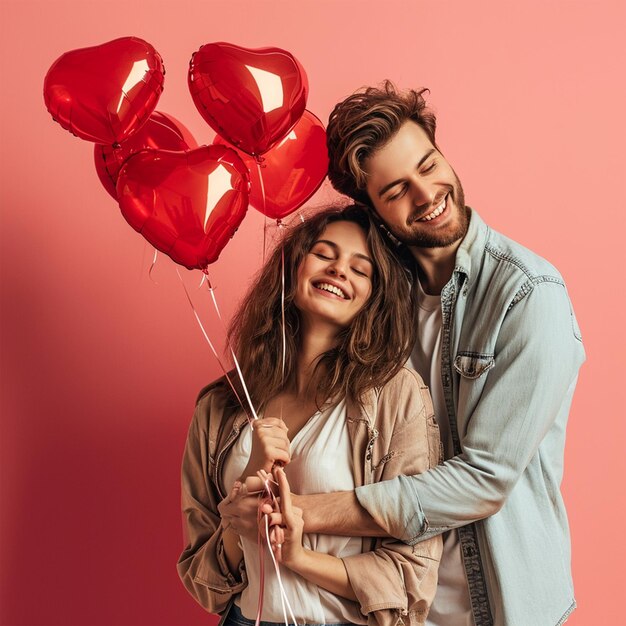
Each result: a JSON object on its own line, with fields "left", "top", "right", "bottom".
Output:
{"left": 355, "top": 210, "right": 585, "bottom": 626}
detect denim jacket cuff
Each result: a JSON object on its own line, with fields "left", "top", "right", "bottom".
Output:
{"left": 356, "top": 475, "right": 427, "bottom": 545}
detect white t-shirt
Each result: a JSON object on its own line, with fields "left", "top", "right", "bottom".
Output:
{"left": 223, "top": 399, "right": 367, "bottom": 625}
{"left": 407, "top": 279, "right": 475, "bottom": 626}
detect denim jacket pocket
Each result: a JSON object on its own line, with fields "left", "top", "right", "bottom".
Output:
{"left": 454, "top": 352, "right": 495, "bottom": 379}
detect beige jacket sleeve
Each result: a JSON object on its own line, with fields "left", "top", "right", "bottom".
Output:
{"left": 342, "top": 369, "right": 443, "bottom": 626}
{"left": 177, "top": 393, "right": 247, "bottom": 615}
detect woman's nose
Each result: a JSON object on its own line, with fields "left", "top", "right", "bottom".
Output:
{"left": 327, "top": 259, "right": 347, "bottom": 278}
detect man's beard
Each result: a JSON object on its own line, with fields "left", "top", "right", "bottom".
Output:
{"left": 388, "top": 176, "right": 470, "bottom": 249}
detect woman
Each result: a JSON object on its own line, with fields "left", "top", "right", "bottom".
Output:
{"left": 177, "top": 205, "right": 442, "bottom": 626}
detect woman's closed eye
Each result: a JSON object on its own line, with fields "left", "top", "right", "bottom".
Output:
{"left": 313, "top": 251, "right": 333, "bottom": 261}
{"left": 351, "top": 267, "right": 369, "bottom": 278}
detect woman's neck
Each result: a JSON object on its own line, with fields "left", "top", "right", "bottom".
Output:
{"left": 263, "top": 322, "right": 339, "bottom": 431}
{"left": 291, "top": 323, "right": 338, "bottom": 399}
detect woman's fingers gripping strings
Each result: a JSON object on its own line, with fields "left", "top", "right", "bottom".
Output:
{"left": 240, "top": 418, "right": 291, "bottom": 480}
{"left": 270, "top": 467, "right": 305, "bottom": 566}
{"left": 274, "top": 467, "right": 303, "bottom": 523}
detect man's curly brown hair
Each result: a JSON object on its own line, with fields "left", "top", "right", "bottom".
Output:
{"left": 327, "top": 80, "right": 438, "bottom": 203}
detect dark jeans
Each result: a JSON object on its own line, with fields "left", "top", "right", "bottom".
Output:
{"left": 222, "top": 601, "right": 357, "bottom": 626}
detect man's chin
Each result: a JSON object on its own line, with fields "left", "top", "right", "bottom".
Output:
{"left": 398, "top": 211, "right": 470, "bottom": 249}
{"left": 408, "top": 225, "right": 466, "bottom": 248}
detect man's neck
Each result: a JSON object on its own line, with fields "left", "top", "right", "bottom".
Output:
{"left": 410, "top": 240, "right": 462, "bottom": 295}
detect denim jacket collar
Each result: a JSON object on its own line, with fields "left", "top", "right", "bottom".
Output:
{"left": 454, "top": 208, "right": 488, "bottom": 282}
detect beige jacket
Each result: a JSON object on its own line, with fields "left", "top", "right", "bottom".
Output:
{"left": 177, "top": 367, "right": 443, "bottom": 626}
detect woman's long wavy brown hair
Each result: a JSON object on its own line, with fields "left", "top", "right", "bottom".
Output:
{"left": 225, "top": 204, "right": 415, "bottom": 411}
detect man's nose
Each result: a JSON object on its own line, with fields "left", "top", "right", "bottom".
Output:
{"left": 410, "top": 179, "right": 436, "bottom": 207}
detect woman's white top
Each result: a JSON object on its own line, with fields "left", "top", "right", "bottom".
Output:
{"left": 222, "top": 399, "right": 367, "bottom": 625}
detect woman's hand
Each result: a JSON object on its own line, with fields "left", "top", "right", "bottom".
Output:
{"left": 267, "top": 467, "right": 306, "bottom": 569}
{"left": 218, "top": 476, "right": 271, "bottom": 542}
{"left": 239, "top": 418, "right": 291, "bottom": 481}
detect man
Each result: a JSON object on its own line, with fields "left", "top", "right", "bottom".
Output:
{"left": 224, "top": 83, "right": 585, "bottom": 626}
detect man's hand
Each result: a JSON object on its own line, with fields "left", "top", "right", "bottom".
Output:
{"left": 239, "top": 417, "right": 290, "bottom": 481}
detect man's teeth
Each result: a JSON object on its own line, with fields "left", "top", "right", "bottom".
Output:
{"left": 420, "top": 197, "right": 447, "bottom": 221}
{"left": 316, "top": 283, "right": 347, "bottom": 298}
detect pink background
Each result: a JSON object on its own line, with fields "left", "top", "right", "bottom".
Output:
{"left": 1, "top": 1, "right": 624, "bottom": 624}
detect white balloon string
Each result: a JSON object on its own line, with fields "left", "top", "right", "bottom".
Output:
{"left": 148, "top": 248, "right": 159, "bottom": 284}
{"left": 255, "top": 157, "right": 268, "bottom": 264}
{"left": 203, "top": 275, "right": 259, "bottom": 422}
{"left": 261, "top": 475, "right": 299, "bottom": 626}
{"left": 176, "top": 268, "right": 252, "bottom": 421}
{"left": 279, "top": 227, "right": 287, "bottom": 420}
{"left": 255, "top": 510, "right": 265, "bottom": 626}
{"left": 263, "top": 214, "right": 268, "bottom": 264}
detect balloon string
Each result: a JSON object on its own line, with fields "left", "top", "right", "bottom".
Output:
{"left": 256, "top": 158, "right": 268, "bottom": 264}
{"left": 148, "top": 248, "right": 159, "bottom": 284}
{"left": 259, "top": 475, "right": 299, "bottom": 626}
{"left": 279, "top": 226, "right": 287, "bottom": 421}
{"left": 256, "top": 509, "right": 265, "bottom": 626}
{"left": 203, "top": 273, "right": 259, "bottom": 422}
{"left": 263, "top": 215, "right": 268, "bottom": 264}
{"left": 255, "top": 157, "right": 268, "bottom": 218}
{"left": 175, "top": 268, "right": 252, "bottom": 423}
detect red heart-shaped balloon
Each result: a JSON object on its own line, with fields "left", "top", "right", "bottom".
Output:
{"left": 116, "top": 145, "right": 250, "bottom": 270}
{"left": 215, "top": 110, "right": 328, "bottom": 219}
{"left": 95, "top": 111, "right": 198, "bottom": 199}
{"left": 188, "top": 42, "right": 308, "bottom": 156}
{"left": 44, "top": 36, "right": 165, "bottom": 145}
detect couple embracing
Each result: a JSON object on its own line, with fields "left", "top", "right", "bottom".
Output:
{"left": 177, "top": 83, "right": 585, "bottom": 626}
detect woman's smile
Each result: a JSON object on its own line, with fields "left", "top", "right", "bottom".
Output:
{"left": 312, "top": 280, "right": 350, "bottom": 300}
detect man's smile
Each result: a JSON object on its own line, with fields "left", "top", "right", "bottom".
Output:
{"left": 417, "top": 194, "right": 448, "bottom": 222}
{"left": 409, "top": 193, "right": 450, "bottom": 225}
